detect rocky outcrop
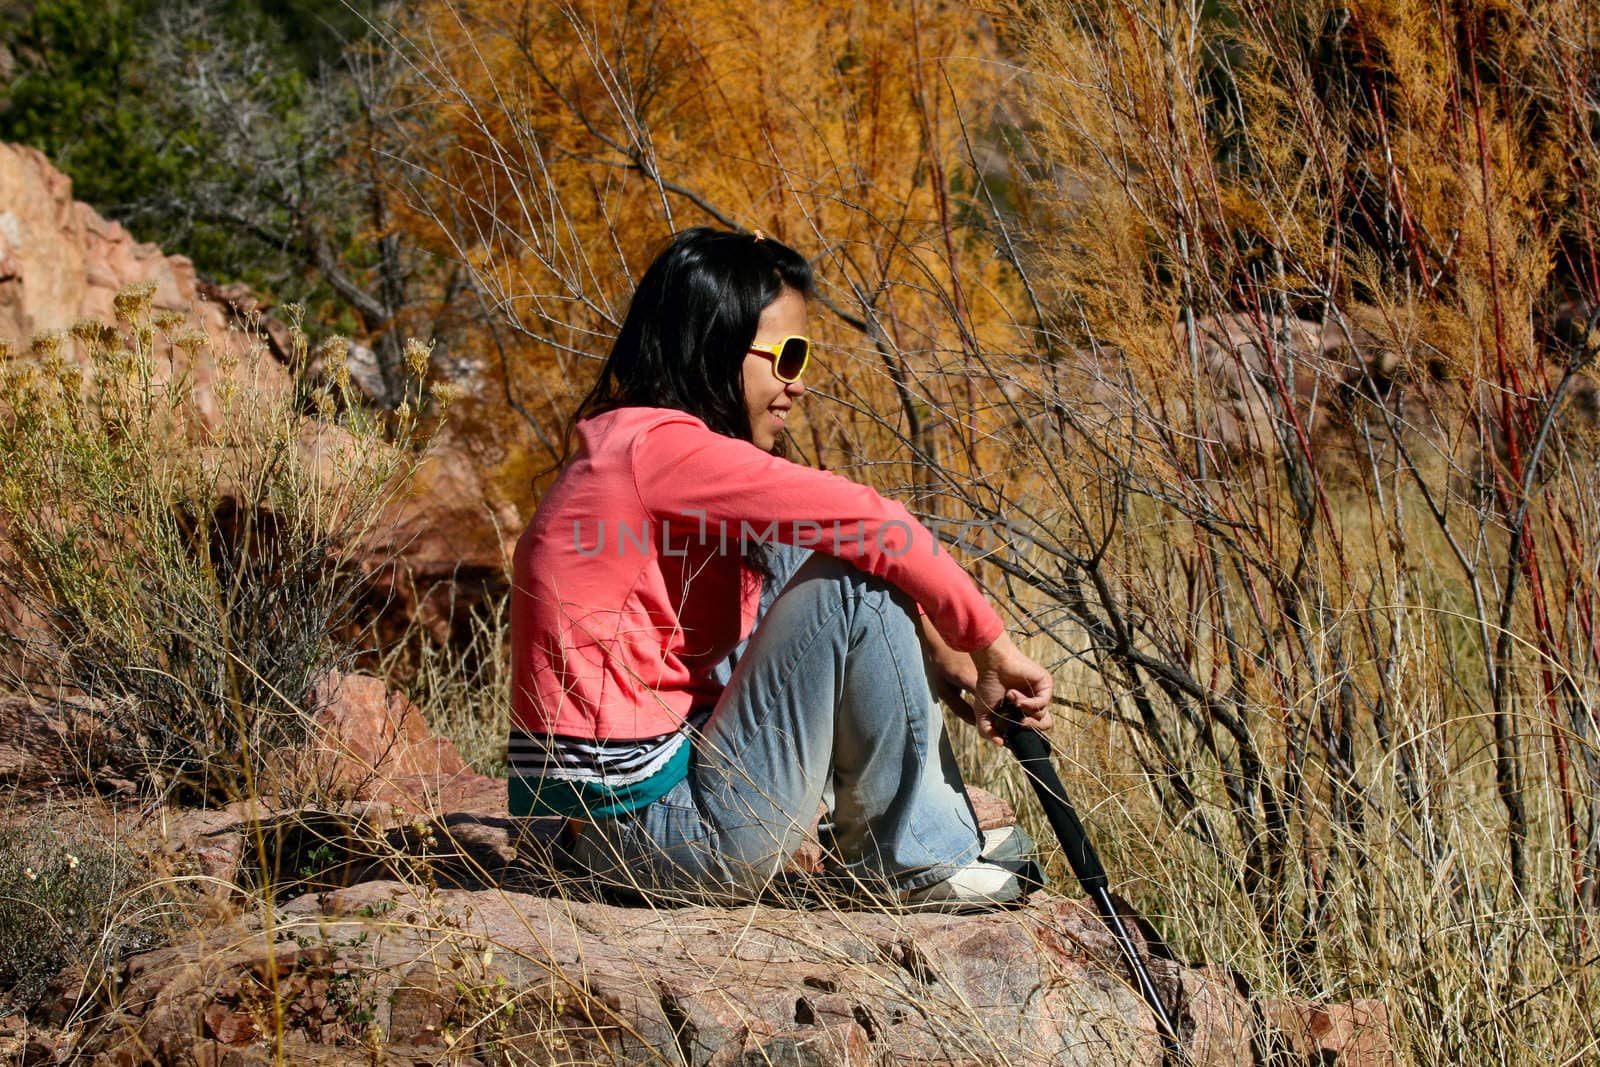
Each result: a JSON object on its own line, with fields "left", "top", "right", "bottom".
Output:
{"left": 1162, "top": 310, "right": 1452, "bottom": 472}
{"left": 6, "top": 778, "right": 1398, "bottom": 1067}
{"left": 357, "top": 446, "right": 517, "bottom": 646}
{"left": 312, "top": 670, "right": 471, "bottom": 785}
{"left": 0, "top": 140, "right": 197, "bottom": 337}
{"left": 82, "top": 866, "right": 1393, "bottom": 1066}
{"left": 85, "top": 882, "right": 1190, "bottom": 1065}
{"left": 1027, "top": 308, "right": 1446, "bottom": 476}
{"left": 123, "top": 745, "right": 1391, "bottom": 1064}
{"left": 5, "top": 675, "right": 1394, "bottom": 1065}
{"left": 0, "top": 143, "right": 292, "bottom": 429}
{"left": 1158, "top": 307, "right": 1600, "bottom": 475}
{"left": 0, "top": 696, "right": 105, "bottom": 794}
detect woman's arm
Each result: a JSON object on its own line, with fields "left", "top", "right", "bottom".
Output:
{"left": 633, "top": 413, "right": 1055, "bottom": 729}
{"left": 631, "top": 414, "right": 1005, "bottom": 651}
{"left": 919, "top": 610, "right": 977, "bottom": 723}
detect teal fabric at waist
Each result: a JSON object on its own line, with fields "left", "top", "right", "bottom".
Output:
{"left": 507, "top": 740, "right": 691, "bottom": 819}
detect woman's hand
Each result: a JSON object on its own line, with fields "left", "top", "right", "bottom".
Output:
{"left": 969, "top": 634, "right": 1054, "bottom": 745}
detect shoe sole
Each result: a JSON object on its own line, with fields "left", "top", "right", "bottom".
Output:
{"left": 896, "top": 891, "right": 1027, "bottom": 914}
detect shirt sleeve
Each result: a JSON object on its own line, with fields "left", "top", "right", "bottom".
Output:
{"left": 629, "top": 415, "right": 1005, "bottom": 652}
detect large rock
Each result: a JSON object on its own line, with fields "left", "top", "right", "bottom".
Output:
{"left": 6, "top": 687, "right": 1389, "bottom": 1066}
{"left": 0, "top": 142, "right": 292, "bottom": 429}
{"left": 0, "top": 696, "right": 95, "bottom": 794}
{"left": 1005, "top": 308, "right": 1451, "bottom": 477}
{"left": 307, "top": 670, "right": 503, "bottom": 814}
{"left": 119, "top": 786, "right": 1393, "bottom": 1066}
{"left": 81, "top": 875, "right": 1392, "bottom": 1066}
{"left": 0, "top": 695, "right": 136, "bottom": 797}
{"left": 1161, "top": 307, "right": 1600, "bottom": 477}
{"left": 1163, "top": 310, "right": 1447, "bottom": 471}
{"left": 357, "top": 444, "right": 518, "bottom": 646}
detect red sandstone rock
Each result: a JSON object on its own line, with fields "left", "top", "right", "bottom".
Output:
{"left": 1261, "top": 997, "right": 1397, "bottom": 1067}
{"left": 967, "top": 783, "right": 1016, "bottom": 829}
{"left": 90, "top": 778, "right": 1394, "bottom": 1067}
{"left": 0, "top": 143, "right": 292, "bottom": 431}
{"left": 77, "top": 877, "right": 1392, "bottom": 1067}
{"left": 0, "top": 143, "right": 516, "bottom": 646}
{"left": 0, "top": 696, "right": 119, "bottom": 794}
{"left": 356, "top": 444, "right": 518, "bottom": 646}
{"left": 308, "top": 671, "right": 486, "bottom": 811}
{"left": 1180, "top": 965, "right": 1254, "bottom": 1066}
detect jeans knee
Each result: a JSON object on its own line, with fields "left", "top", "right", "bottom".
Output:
{"left": 792, "top": 553, "right": 917, "bottom": 620}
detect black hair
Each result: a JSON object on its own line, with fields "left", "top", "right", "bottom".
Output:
{"left": 571, "top": 226, "right": 813, "bottom": 440}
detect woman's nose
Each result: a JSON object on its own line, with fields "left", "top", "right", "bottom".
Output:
{"left": 785, "top": 374, "right": 806, "bottom": 398}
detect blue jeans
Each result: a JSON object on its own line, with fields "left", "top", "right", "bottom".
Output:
{"left": 568, "top": 551, "right": 983, "bottom": 902}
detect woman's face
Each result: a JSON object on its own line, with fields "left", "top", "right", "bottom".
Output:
{"left": 742, "top": 286, "right": 809, "bottom": 452}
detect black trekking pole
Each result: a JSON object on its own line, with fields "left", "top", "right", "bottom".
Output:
{"left": 998, "top": 706, "right": 1189, "bottom": 1065}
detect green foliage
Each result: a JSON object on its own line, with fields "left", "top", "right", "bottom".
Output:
{"left": 207, "top": 0, "right": 385, "bottom": 73}
{"left": 0, "top": 0, "right": 187, "bottom": 216}
{"left": 3, "top": 0, "right": 258, "bottom": 284}
{"left": 0, "top": 0, "right": 393, "bottom": 308}
{"left": 259, "top": 923, "right": 383, "bottom": 1047}
{"left": 0, "top": 291, "right": 437, "bottom": 803}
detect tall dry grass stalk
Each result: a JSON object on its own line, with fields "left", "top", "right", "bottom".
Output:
{"left": 962, "top": 1, "right": 1600, "bottom": 1060}
{"left": 384, "top": 591, "right": 514, "bottom": 776}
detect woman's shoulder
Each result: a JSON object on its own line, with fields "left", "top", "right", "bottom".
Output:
{"left": 579, "top": 407, "right": 776, "bottom": 483}
{"left": 579, "top": 405, "right": 710, "bottom": 439}
{"left": 583, "top": 407, "right": 753, "bottom": 462}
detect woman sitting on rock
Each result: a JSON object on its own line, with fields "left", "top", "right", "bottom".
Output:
{"left": 508, "top": 226, "right": 1054, "bottom": 910}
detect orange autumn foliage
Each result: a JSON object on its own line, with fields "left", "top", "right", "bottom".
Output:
{"left": 398, "top": 0, "right": 1032, "bottom": 508}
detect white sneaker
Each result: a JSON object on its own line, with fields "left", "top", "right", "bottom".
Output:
{"left": 900, "top": 860, "right": 1026, "bottom": 912}
{"left": 981, "top": 824, "right": 1034, "bottom": 864}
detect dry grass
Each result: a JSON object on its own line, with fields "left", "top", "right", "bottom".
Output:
{"left": 383, "top": 592, "right": 513, "bottom": 777}
{"left": 0, "top": 797, "right": 169, "bottom": 1018}
{"left": 387, "top": 0, "right": 1600, "bottom": 1055}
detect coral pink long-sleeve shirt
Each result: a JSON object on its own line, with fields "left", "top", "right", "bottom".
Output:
{"left": 510, "top": 407, "right": 1005, "bottom": 741}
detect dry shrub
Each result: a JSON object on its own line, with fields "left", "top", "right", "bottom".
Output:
{"left": 0, "top": 292, "right": 444, "bottom": 804}
{"left": 938, "top": 1, "right": 1600, "bottom": 1061}
{"left": 329, "top": 0, "right": 1600, "bottom": 1061}
{"left": 0, "top": 807, "right": 164, "bottom": 1015}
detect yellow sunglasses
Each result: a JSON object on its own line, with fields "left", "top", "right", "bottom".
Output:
{"left": 749, "top": 335, "right": 811, "bottom": 383}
